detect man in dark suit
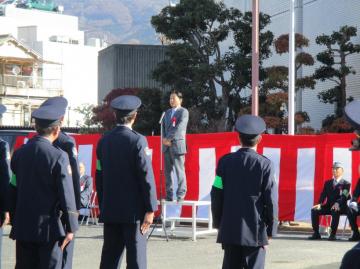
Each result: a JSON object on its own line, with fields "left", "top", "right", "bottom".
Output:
{"left": 79, "top": 162, "right": 93, "bottom": 209}
{"left": 308, "top": 161, "right": 350, "bottom": 241}
{"left": 346, "top": 165, "right": 360, "bottom": 241}
{"left": 8, "top": 103, "right": 78, "bottom": 269}
{"left": 38, "top": 96, "right": 81, "bottom": 269}
{"left": 96, "top": 95, "right": 158, "bottom": 269}
{"left": 211, "top": 115, "right": 275, "bottom": 269}
{"left": 340, "top": 100, "right": 360, "bottom": 268}
{"left": 0, "top": 104, "right": 10, "bottom": 269}
{"left": 162, "top": 90, "right": 189, "bottom": 202}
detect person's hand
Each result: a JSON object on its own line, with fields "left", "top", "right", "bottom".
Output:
{"left": 331, "top": 202, "right": 340, "bottom": 211}
{"left": 141, "top": 212, "right": 154, "bottom": 235}
{"left": 349, "top": 201, "right": 358, "bottom": 211}
{"left": 1, "top": 212, "right": 9, "bottom": 227}
{"left": 312, "top": 204, "right": 321, "bottom": 210}
{"left": 162, "top": 139, "right": 172, "bottom": 147}
{"left": 61, "top": 233, "right": 74, "bottom": 251}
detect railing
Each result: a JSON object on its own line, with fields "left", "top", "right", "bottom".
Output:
{"left": 0, "top": 74, "right": 63, "bottom": 97}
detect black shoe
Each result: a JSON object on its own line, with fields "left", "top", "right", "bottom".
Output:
{"left": 348, "top": 233, "right": 360, "bottom": 241}
{"left": 308, "top": 233, "right": 321, "bottom": 240}
{"left": 328, "top": 234, "right": 337, "bottom": 241}
{"left": 165, "top": 197, "right": 174, "bottom": 202}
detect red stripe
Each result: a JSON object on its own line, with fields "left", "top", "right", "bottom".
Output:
{"left": 278, "top": 142, "right": 297, "bottom": 220}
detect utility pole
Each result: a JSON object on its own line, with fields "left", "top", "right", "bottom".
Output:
{"left": 288, "top": 0, "right": 296, "bottom": 135}
{"left": 251, "top": 0, "right": 259, "bottom": 116}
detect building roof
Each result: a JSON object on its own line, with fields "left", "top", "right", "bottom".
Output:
{"left": 0, "top": 34, "right": 60, "bottom": 64}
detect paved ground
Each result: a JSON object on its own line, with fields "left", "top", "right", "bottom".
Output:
{"left": 2, "top": 224, "right": 357, "bottom": 269}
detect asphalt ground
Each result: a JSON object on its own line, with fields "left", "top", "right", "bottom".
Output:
{"left": 1, "top": 224, "right": 357, "bottom": 269}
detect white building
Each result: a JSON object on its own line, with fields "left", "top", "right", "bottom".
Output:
{"left": 232, "top": 0, "right": 360, "bottom": 130}
{"left": 0, "top": 5, "right": 105, "bottom": 126}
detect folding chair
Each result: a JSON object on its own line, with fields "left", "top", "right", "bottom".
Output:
{"left": 80, "top": 190, "right": 98, "bottom": 225}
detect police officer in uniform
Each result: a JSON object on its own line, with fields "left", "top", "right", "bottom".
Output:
{"left": 211, "top": 115, "right": 275, "bottom": 269}
{"left": 38, "top": 97, "right": 81, "bottom": 269}
{"left": 340, "top": 100, "right": 360, "bottom": 269}
{"left": 0, "top": 104, "right": 10, "bottom": 269}
{"left": 347, "top": 170, "right": 360, "bottom": 241}
{"left": 96, "top": 95, "right": 158, "bottom": 269}
{"left": 8, "top": 103, "right": 78, "bottom": 269}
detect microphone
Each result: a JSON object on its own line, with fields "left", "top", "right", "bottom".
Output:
{"left": 159, "top": 112, "right": 166, "bottom": 124}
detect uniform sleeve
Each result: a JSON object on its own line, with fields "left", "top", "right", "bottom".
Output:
{"left": 337, "top": 182, "right": 351, "bottom": 206}
{"left": 352, "top": 178, "right": 360, "bottom": 202}
{"left": 211, "top": 157, "right": 225, "bottom": 229}
{"left": 95, "top": 138, "right": 103, "bottom": 210}
{"left": 63, "top": 136, "right": 81, "bottom": 210}
{"left": 318, "top": 181, "right": 328, "bottom": 205}
{"left": 0, "top": 141, "right": 11, "bottom": 214}
{"left": 54, "top": 153, "right": 78, "bottom": 233}
{"left": 165, "top": 108, "right": 189, "bottom": 140}
{"left": 135, "top": 136, "right": 158, "bottom": 213}
{"left": 262, "top": 162, "right": 276, "bottom": 237}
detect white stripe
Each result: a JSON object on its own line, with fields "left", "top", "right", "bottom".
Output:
{"left": 263, "top": 148, "right": 281, "bottom": 228}
{"left": 197, "top": 148, "right": 216, "bottom": 218}
{"left": 294, "top": 148, "right": 316, "bottom": 222}
{"left": 231, "top": 145, "right": 241, "bottom": 152}
{"left": 78, "top": 144, "right": 93, "bottom": 176}
{"left": 333, "top": 148, "right": 352, "bottom": 228}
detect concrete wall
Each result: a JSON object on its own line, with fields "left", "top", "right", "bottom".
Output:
{"left": 98, "top": 44, "right": 167, "bottom": 102}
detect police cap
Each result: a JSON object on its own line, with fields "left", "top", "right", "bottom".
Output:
{"left": 32, "top": 104, "right": 64, "bottom": 128}
{"left": 344, "top": 100, "right": 360, "bottom": 130}
{"left": 0, "top": 104, "right": 6, "bottom": 115}
{"left": 235, "top": 114, "right": 266, "bottom": 135}
{"left": 40, "top": 96, "right": 68, "bottom": 115}
{"left": 111, "top": 95, "right": 141, "bottom": 116}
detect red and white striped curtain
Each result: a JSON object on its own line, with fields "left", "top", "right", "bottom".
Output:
{"left": 14, "top": 132, "right": 359, "bottom": 222}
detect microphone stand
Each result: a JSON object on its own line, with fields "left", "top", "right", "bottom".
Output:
{"left": 148, "top": 112, "right": 169, "bottom": 241}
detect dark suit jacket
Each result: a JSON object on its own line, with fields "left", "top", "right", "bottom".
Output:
{"left": 9, "top": 135, "right": 78, "bottom": 242}
{"left": 211, "top": 148, "right": 275, "bottom": 247}
{"left": 318, "top": 178, "right": 351, "bottom": 208}
{"left": 96, "top": 125, "right": 158, "bottom": 223}
{"left": 162, "top": 107, "right": 189, "bottom": 155}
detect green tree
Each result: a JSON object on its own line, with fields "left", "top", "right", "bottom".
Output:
{"left": 314, "top": 25, "right": 360, "bottom": 120}
{"left": 92, "top": 88, "right": 162, "bottom": 135}
{"left": 259, "top": 33, "right": 315, "bottom": 133}
{"left": 73, "top": 104, "right": 97, "bottom": 128}
{"left": 151, "top": 0, "right": 274, "bottom": 130}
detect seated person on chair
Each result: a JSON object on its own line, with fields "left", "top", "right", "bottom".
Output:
{"left": 78, "top": 162, "right": 93, "bottom": 220}
{"left": 347, "top": 165, "right": 360, "bottom": 241}
{"left": 309, "top": 162, "right": 350, "bottom": 241}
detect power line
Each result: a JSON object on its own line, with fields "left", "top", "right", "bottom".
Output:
{"left": 270, "top": 0, "right": 321, "bottom": 18}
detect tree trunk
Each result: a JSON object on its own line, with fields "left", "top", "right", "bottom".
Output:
{"left": 339, "top": 51, "right": 347, "bottom": 117}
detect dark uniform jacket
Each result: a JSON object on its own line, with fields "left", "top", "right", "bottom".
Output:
{"left": 80, "top": 175, "right": 93, "bottom": 208}
{"left": 211, "top": 148, "right": 275, "bottom": 247}
{"left": 96, "top": 125, "right": 158, "bottom": 223}
{"left": 162, "top": 107, "right": 189, "bottom": 155}
{"left": 318, "top": 178, "right": 351, "bottom": 208}
{"left": 0, "top": 139, "right": 10, "bottom": 225}
{"left": 54, "top": 132, "right": 81, "bottom": 210}
{"left": 9, "top": 136, "right": 78, "bottom": 242}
